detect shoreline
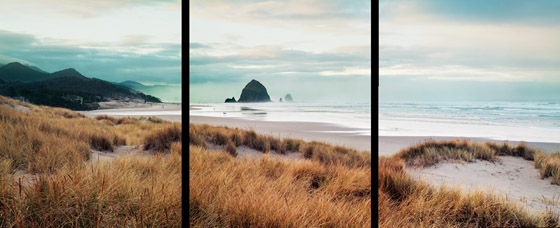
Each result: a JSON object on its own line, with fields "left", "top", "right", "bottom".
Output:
{"left": 80, "top": 100, "right": 182, "bottom": 123}
{"left": 190, "top": 115, "right": 371, "bottom": 152}
{"left": 379, "top": 135, "right": 560, "bottom": 156}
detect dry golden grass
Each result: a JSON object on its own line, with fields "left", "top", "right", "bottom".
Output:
{"left": 189, "top": 123, "right": 371, "bottom": 168}
{"left": 380, "top": 139, "right": 560, "bottom": 227}
{"left": 0, "top": 152, "right": 182, "bottom": 227}
{"left": 143, "top": 124, "right": 182, "bottom": 152}
{"left": 0, "top": 95, "right": 180, "bottom": 173}
{"left": 189, "top": 124, "right": 371, "bottom": 227}
{"left": 0, "top": 95, "right": 182, "bottom": 227}
{"left": 378, "top": 156, "right": 559, "bottom": 227}
{"left": 190, "top": 145, "right": 370, "bottom": 227}
{"left": 397, "top": 139, "right": 560, "bottom": 185}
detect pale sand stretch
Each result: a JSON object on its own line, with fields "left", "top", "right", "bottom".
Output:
{"left": 190, "top": 115, "right": 371, "bottom": 152}
{"left": 379, "top": 136, "right": 560, "bottom": 215}
{"left": 80, "top": 101, "right": 182, "bottom": 122}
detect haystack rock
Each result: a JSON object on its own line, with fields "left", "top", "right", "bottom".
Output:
{"left": 285, "top": 94, "right": 293, "bottom": 102}
{"left": 237, "top": 79, "right": 271, "bottom": 102}
{"left": 224, "top": 97, "right": 236, "bottom": 103}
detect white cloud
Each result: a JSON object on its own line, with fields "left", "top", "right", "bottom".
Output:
{"left": 380, "top": 1, "right": 560, "bottom": 83}
{"left": 320, "top": 67, "right": 371, "bottom": 76}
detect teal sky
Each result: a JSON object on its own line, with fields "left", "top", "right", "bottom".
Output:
{"left": 0, "top": 0, "right": 181, "bottom": 87}
{"left": 380, "top": 0, "right": 560, "bottom": 102}
{"left": 189, "top": 0, "right": 371, "bottom": 103}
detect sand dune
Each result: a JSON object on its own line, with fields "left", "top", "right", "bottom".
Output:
{"left": 407, "top": 156, "right": 560, "bottom": 215}
{"left": 380, "top": 135, "right": 560, "bottom": 216}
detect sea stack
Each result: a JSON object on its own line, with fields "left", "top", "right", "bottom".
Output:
{"left": 285, "top": 94, "right": 293, "bottom": 102}
{"left": 225, "top": 97, "right": 237, "bottom": 103}
{"left": 238, "top": 79, "right": 271, "bottom": 102}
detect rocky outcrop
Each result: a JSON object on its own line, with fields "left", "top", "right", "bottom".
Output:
{"left": 238, "top": 79, "right": 271, "bottom": 102}
{"left": 225, "top": 97, "right": 237, "bottom": 103}
{"left": 285, "top": 94, "right": 293, "bottom": 102}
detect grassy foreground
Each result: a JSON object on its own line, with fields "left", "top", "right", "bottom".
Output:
{"left": 0, "top": 95, "right": 181, "bottom": 227}
{"left": 189, "top": 124, "right": 371, "bottom": 227}
{"left": 380, "top": 139, "right": 560, "bottom": 227}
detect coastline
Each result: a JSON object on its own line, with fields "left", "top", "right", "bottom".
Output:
{"left": 190, "top": 115, "right": 371, "bottom": 152}
{"left": 80, "top": 101, "right": 182, "bottom": 123}
{"left": 379, "top": 135, "right": 560, "bottom": 156}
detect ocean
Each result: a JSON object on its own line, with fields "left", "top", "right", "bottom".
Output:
{"left": 379, "top": 101, "right": 560, "bottom": 143}
{"left": 189, "top": 102, "right": 371, "bottom": 136}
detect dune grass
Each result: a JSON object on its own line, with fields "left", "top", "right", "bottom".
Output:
{"left": 190, "top": 145, "right": 370, "bottom": 227}
{"left": 143, "top": 124, "right": 182, "bottom": 152}
{"left": 379, "top": 139, "right": 560, "bottom": 227}
{"left": 189, "top": 123, "right": 371, "bottom": 168}
{"left": 396, "top": 139, "right": 560, "bottom": 185}
{"left": 189, "top": 123, "right": 371, "bottom": 227}
{"left": 379, "top": 155, "right": 559, "bottom": 227}
{"left": 0, "top": 95, "right": 182, "bottom": 227}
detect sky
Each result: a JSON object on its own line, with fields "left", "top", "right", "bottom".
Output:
{"left": 0, "top": 0, "right": 181, "bottom": 102}
{"left": 380, "top": 0, "right": 560, "bottom": 102}
{"left": 189, "top": 0, "right": 371, "bottom": 103}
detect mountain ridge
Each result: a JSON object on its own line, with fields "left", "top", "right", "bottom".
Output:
{"left": 0, "top": 62, "right": 162, "bottom": 110}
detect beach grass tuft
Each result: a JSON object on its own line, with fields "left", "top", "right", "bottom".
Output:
{"left": 143, "top": 124, "right": 182, "bottom": 152}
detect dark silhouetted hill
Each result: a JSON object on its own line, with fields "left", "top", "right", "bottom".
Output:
{"left": 0, "top": 65, "right": 162, "bottom": 110}
{"left": 0, "top": 62, "right": 54, "bottom": 82}
{"left": 51, "top": 68, "right": 87, "bottom": 78}
{"left": 238, "top": 79, "right": 271, "bottom": 102}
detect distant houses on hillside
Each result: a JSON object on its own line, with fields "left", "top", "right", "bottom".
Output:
{"left": 62, "top": 94, "right": 83, "bottom": 104}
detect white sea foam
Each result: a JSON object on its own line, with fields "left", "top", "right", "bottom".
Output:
{"left": 380, "top": 101, "right": 560, "bottom": 143}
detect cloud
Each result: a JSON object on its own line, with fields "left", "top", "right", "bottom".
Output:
{"left": 189, "top": 43, "right": 370, "bottom": 84}
{"left": 189, "top": 0, "right": 371, "bottom": 103}
{"left": 189, "top": 43, "right": 212, "bottom": 49}
{"left": 190, "top": 0, "right": 370, "bottom": 34}
{"left": 381, "top": 0, "right": 560, "bottom": 25}
{"left": 380, "top": 1, "right": 560, "bottom": 83}
{"left": 0, "top": 30, "right": 181, "bottom": 84}
{"left": 1, "top": 0, "right": 180, "bottom": 18}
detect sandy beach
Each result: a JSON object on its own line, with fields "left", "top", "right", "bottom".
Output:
{"left": 190, "top": 115, "right": 371, "bottom": 152}
{"left": 81, "top": 101, "right": 182, "bottom": 122}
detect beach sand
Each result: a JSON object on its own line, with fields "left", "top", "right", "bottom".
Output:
{"left": 81, "top": 101, "right": 182, "bottom": 122}
{"left": 190, "top": 115, "right": 371, "bottom": 152}
{"left": 380, "top": 135, "right": 560, "bottom": 215}
{"left": 407, "top": 156, "right": 560, "bottom": 215}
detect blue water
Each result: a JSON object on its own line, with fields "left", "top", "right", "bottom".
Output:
{"left": 190, "top": 102, "right": 371, "bottom": 135}
{"left": 380, "top": 101, "right": 560, "bottom": 130}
